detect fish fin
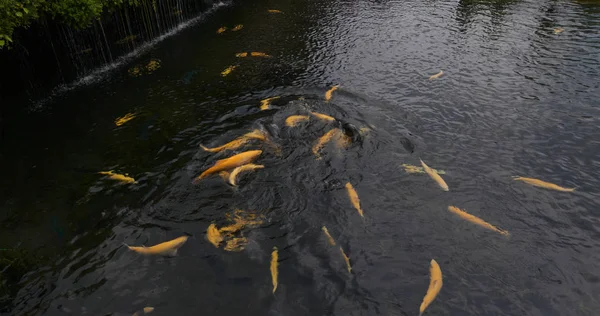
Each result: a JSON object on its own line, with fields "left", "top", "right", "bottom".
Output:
{"left": 165, "top": 249, "right": 178, "bottom": 257}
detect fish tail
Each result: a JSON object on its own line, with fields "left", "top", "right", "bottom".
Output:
{"left": 192, "top": 176, "right": 203, "bottom": 185}
{"left": 200, "top": 144, "right": 216, "bottom": 152}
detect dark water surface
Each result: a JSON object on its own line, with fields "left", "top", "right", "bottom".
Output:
{"left": 2, "top": 0, "right": 600, "bottom": 315}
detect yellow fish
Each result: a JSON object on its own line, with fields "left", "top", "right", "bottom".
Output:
{"left": 271, "top": 246, "right": 279, "bottom": 293}
{"left": 126, "top": 236, "right": 188, "bottom": 256}
{"left": 250, "top": 52, "right": 271, "bottom": 57}
{"left": 221, "top": 65, "right": 237, "bottom": 77}
{"left": 232, "top": 24, "right": 243, "bottom": 31}
{"left": 229, "top": 163, "right": 264, "bottom": 186}
{"left": 321, "top": 226, "right": 336, "bottom": 246}
{"left": 448, "top": 206, "right": 509, "bottom": 236}
{"left": 345, "top": 182, "right": 364, "bottom": 217}
{"left": 513, "top": 176, "right": 575, "bottom": 192}
{"left": 224, "top": 237, "right": 248, "bottom": 252}
{"left": 235, "top": 52, "right": 248, "bottom": 57}
{"left": 429, "top": 70, "right": 444, "bottom": 80}
{"left": 268, "top": 9, "right": 283, "bottom": 13}
{"left": 207, "top": 223, "right": 224, "bottom": 247}
{"left": 115, "top": 113, "right": 136, "bottom": 126}
{"left": 285, "top": 115, "right": 310, "bottom": 127}
{"left": 219, "top": 171, "right": 231, "bottom": 182}
{"left": 359, "top": 127, "right": 371, "bottom": 136}
{"left": 325, "top": 85, "right": 339, "bottom": 101}
{"left": 218, "top": 222, "right": 244, "bottom": 235}
{"left": 194, "top": 150, "right": 263, "bottom": 183}
{"left": 200, "top": 129, "right": 266, "bottom": 153}
{"left": 335, "top": 133, "right": 351, "bottom": 149}
{"left": 402, "top": 164, "right": 446, "bottom": 174}
{"left": 339, "top": 246, "right": 352, "bottom": 273}
{"left": 553, "top": 27, "right": 564, "bottom": 34}
{"left": 310, "top": 111, "right": 335, "bottom": 122}
{"left": 216, "top": 26, "right": 227, "bottom": 34}
{"left": 98, "top": 171, "right": 136, "bottom": 184}
{"left": 420, "top": 159, "right": 449, "bottom": 191}
{"left": 419, "top": 259, "right": 443, "bottom": 316}
{"left": 260, "top": 96, "right": 280, "bottom": 110}
{"left": 312, "top": 128, "right": 342, "bottom": 158}
{"left": 132, "top": 306, "right": 155, "bottom": 316}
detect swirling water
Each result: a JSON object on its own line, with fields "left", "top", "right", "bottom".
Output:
{"left": 1, "top": 0, "right": 600, "bottom": 315}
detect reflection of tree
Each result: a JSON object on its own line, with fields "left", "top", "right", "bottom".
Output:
{"left": 455, "top": 0, "right": 521, "bottom": 35}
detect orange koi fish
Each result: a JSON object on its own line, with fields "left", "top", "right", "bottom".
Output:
{"left": 420, "top": 159, "right": 449, "bottom": 191}
{"left": 419, "top": 259, "right": 443, "bottom": 316}
{"left": 200, "top": 130, "right": 266, "bottom": 153}
{"left": 447, "top": 206, "right": 509, "bottom": 236}
{"left": 513, "top": 176, "right": 575, "bottom": 192}
{"left": 429, "top": 70, "right": 444, "bottom": 80}
{"left": 285, "top": 115, "right": 310, "bottom": 127}
{"left": 126, "top": 236, "right": 188, "bottom": 256}
{"left": 194, "top": 150, "right": 262, "bottom": 183}
{"left": 345, "top": 182, "right": 364, "bottom": 217}
{"left": 325, "top": 85, "right": 339, "bottom": 101}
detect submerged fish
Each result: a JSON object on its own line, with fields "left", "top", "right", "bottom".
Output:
{"left": 359, "top": 127, "right": 371, "bottom": 135}
{"left": 229, "top": 164, "right": 264, "bottom": 186}
{"left": 321, "top": 226, "right": 336, "bottom": 246}
{"left": 115, "top": 113, "right": 136, "bottom": 126}
{"left": 402, "top": 164, "right": 446, "bottom": 174}
{"left": 447, "top": 206, "right": 509, "bottom": 236}
{"left": 224, "top": 237, "right": 248, "bottom": 252}
{"left": 312, "top": 128, "right": 342, "bottom": 158}
{"left": 250, "top": 52, "right": 271, "bottom": 57}
{"left": 194, "top": 150, "right": 263, "bottom": 183}
{"left": 420, "top": 159, "right": 449, "bottom": 191}
{"left": 200, "top": 129, "right": 266, "bottom": 153}
{"left": 513, "top": 176, "right": 575, "bottom": 192}
{"left": 98, "top": 171, "right": 136, "bottom": 184}
{"left": 132, "top": 306, "right": 155, "bottom": 316}
{"left": 126, "top": 236, "right": 188, "bottom": 256}
{"left": 207, "top": 223, "right": 224, "bottom": 247}
{"left": 232, "top": 24, "right": 243, "bottom": 31}
{"left": 285, "top": 115, "right": 310, "bottom": 127}
{"left": 311, "top": 111, "right": 336, "bottom": 122}
{"left": 219, "top": 171, "right": 231, "bottom": 182}
{"left": 221, "top": 65, "right": 237, "bottom": 77}
{"left": 271, "top": 247, "right": 279, "bottom": 293}
{"left": 419, "top": 259, "right": 443, "bottom": 316}
{"left": 345, "top": 182, "right": 364, "bottom": 217}
{"left": 553, "top": 27, "right": 564, "bottom": 34}
{"left": 217, "top": 26, "right": 227, "bottom": 34}
{"left": 339, "top": 246, "right": 352, "bottom": 273}
{"left": 268, "top": 9, "right": 283, "bottom": 13}
{"left": 325, "top": 85, "right": 339, "bottom": 101}
{"left": 235, "top": 52, "right": 248, "bottom": 57}
{"left": 226, "top": 210, "right": 264, "bottom": 229}
{"left": 429, "top": 70, "right": 444, "bottom": 80}
{"left": 260, "top": 96, "right": 280, "bottom": 110}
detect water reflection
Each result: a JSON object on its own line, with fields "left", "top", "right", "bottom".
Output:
{"left": 2, "top": 0, "right": 600, "bottom": 315}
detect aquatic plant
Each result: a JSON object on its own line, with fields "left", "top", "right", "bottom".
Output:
{"left": 0, "top": 0, "right": 140, "bottom": 49}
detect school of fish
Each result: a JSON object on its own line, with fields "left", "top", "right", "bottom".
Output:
{"left": 104, "top": 8, "right": 578, "bottom": 315}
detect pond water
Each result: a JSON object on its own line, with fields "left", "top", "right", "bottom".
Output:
{"left": 1, "top": 0, "right": 600, "bottom": 315}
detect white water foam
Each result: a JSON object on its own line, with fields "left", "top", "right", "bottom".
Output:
{"left": 32, "top": 1, "right": 231, "bottom": 111}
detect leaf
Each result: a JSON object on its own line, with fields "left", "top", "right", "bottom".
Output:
{"left": 0, "top": 40, "right": 5, "bottom": 47}
{"left": 23, "top": 8, "right": 29, "bottom": 14}
{"left": 15, "top": 12, "right": 23, "bottom": 17}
